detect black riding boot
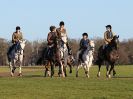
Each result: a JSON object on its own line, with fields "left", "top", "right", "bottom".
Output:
{"left": 80, "top": 49, "right": 86, "bottom": 62}
{"left": 66, "top": 43, "right": 71, "bottom": 55}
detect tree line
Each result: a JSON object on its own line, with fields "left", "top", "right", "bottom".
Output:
{"left": 0, "top": 37, "right": 133, "bottom": 66}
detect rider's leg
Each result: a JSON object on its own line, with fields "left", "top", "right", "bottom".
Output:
{"left": 79, "top": 49, "right": 83, "bottom": 61}
{"left": 81, "top": 49, "right": 85, "bottom": 62}
{"left": 66, "top": 43, "right": 71, "bottom": 55}
{"left": 15, "top": 43, "right": 19, "bottom": 52}
{"left": 106, "top": 61, "right": 109, "bottom": 77}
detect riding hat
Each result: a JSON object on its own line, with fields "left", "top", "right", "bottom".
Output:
{"left": 106, "top": 25, "right": 112, "bottom": 29}
{"left": 82, "top": 33, "right": 88, "bottom": 37}
{"left": 60, "top": 21, "right": 65, "bottom": 26}
{"left": 16, "top": 26, "right": 21, "bottom": 30}
{"left": 50, "top": 26, "right": 56, "bottom": 32}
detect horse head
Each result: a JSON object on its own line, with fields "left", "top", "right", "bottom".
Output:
{"left": 19, "top": 39, "right": 26, "bottom": 51}
{"left": 110, "top": 35, "right": 119, "bottom": 49}
{"left": 88, "top": 40, "right": 95, "bottom": 51}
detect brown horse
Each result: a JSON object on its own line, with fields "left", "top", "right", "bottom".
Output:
{"left": 46, "top": 38, "right": 65, "bottom": 77}
{"left": 96, "top": 35, "right": 119, "bottom": 78}
{"left": 44, "top": 54, "right": 74, "bottom": 77}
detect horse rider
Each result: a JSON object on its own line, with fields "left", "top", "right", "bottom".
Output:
{"left": 8, "top": 26, "right": 23, "bottom": 54}
{"left": 56, "top": 21, "right": 71, "bottom": 55}
{"left": 44, "top": 26, "right": 58, "bottom": 58}
{"left": 103, "top": 25, "right": 115, "bottom": 49}
{"left": 79, "top": 33, "right": 90, "bottom": 62}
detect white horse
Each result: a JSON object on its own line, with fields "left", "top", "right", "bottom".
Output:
{"left": 59, "top": 42, "right": 68, "bottom": 76}
{"left": 59, "top": 33, "right": 70, "bottom": 77}
{"left": 7, "top": 40, "right": 26, "bottom": 77}
{"left": 76, "top": 40, "right": 95, "bottom": 78}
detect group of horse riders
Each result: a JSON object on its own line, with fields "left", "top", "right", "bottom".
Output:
{"left": 7, "top": 21, "right": 115, "bottom": 63}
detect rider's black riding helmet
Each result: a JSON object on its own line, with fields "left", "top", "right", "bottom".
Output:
{"left": 59, "top": 21, "right": 65, "bottom": 26}
{"left": 50, "top": 26, "right": 56, "bottom": 32}
{"left": 82, "top": 33, "right": 88, "bottom": 37}
{"left": 16, "top": 26, "right": 21, "bottom": 30}
{"left": 106, "top": 25, "right": 112, "bottom": 29}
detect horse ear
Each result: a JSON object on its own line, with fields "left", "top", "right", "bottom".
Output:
{"left": 23, "top": 40, "right": 26, "bottom": 43}
{"left": 117, "top": 35, "right": 119, "bottom": 38}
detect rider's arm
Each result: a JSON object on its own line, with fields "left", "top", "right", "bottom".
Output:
{"left": 56, "top": 28, "right": 61, "bottom": 39}
{"left": 12, "top": 33, "right": 17, "bottom": 43}
{"left": 47, "top": 32, "right": 53, "bottom": 43}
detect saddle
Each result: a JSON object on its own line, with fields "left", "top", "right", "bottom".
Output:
{"left": 7, "top": 43, "right": 21, "bottom": 55}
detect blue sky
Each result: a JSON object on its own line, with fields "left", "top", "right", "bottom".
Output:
{"left": 0, "top": 0, "right": 133, "bottom": 41}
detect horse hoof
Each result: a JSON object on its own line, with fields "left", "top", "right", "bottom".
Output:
{"left": 10, "top": 73, "right": 14, "bottom": 77}
{"left": 62, "top": 74, "right": 65, "bottom": 77}
{"left": 86, "top": 75, "right": 89, "bottom": 78}
{"left": 108, "top": 75, "right": 111, "bottom": 78}
{"left": 97, "top": 72, "right": 100, "bottom": 78}
{"left": 76, "top": 74, "right": 78, "bottom": 77}
{"left": 18, "top": 73, "right": 22, "bottom": 77}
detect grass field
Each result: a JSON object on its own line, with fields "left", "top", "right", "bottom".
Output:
{"left": 0, "top": 65, "right": 133, "bottom": 99}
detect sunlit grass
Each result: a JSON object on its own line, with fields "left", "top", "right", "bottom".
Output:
{"left": 0, "top": 65, "right": 132, "bottom": 99}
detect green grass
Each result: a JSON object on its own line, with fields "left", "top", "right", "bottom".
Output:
{"left": 0, "top": 66, "right": 133, "bottom": 99}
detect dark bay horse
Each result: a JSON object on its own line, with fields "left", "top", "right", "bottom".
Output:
{"left": 46, "top": 38, "right": 65, "bottom": 77}
{"left": 37, "top": 44, "right": 74, "bottom": 77}
{"left": 43, "top": 53, "right": 74, "bottom": 77}
{"left": 96, "top": 35, "right": 119, "bottom": 78}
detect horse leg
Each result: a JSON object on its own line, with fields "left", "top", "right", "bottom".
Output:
{"left": 44, "top": 67, "right": 47, "bottom": 77}
{"left": 76, "top": 66, "right": 79, "bottom": 77}
{"left": 60, "top": 62, "right": 65, "bottom": 77}
{"left": 76, "top": 65, "right": 80, "bottom": 77}
{"left": 108, "top": 64, "right": 114, "bottom": 78}
{"left": 47, "top": 69, "right": 51, "bottom": 77}
{"left": 68, "top": 63, "right": 72, "bottom": 74}
{"left": 18, "top": 55, "right": 23, "bottom": 77}
{"left": 18, "top": 65, "right": 22, "bottom": 77}
{"left": 84, "top": 63, "right": 89, "bottom": 78}
{"left": 11, "top": 60, "right": 16, "bottom": 76}
{"left": 64, "top": 58, "right": 68, "bottom": 77}
{"left": 106, "top": 62, "right": 109, "bottom": 77}
{"left": 44, "top": 67, "right": 49, "bottom": 77}
{"left": 113, "top": 68, "right": 116, "bottom": 76}
{"left": 58, "top": 61, "right": 65, "bottom": 77}
{"left": 86, "top": 66, "right": 90, "bottom": 78}
{"left": 50, "top": 61, "right": 54, "bottom": 78}
{"left": 44, "top": 62, "right": 50, "bottom": 77}
{"left": 63, "top": 65, "right": 67, "bottom": 77}
{"left": 9, "top": 62, "right": 14, "bottom": 77}
{"left": 97, "top": 60, "right": 102, "bottom": 77}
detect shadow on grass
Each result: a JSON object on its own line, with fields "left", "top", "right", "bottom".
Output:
{"left": 112, "top": 76, "right": 133, "bottom": 78}
{"left": 23, "top": 75, "right": 44, "bottom": 78}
